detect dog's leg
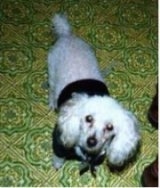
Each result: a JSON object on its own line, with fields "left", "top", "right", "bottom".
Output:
{"left": 53, "top": 155, "right": 65, "bottom": 170}
{"left": 48, "top": 51, "right": 57, "bottom": 110}
{"left": 48, "top": 76, "right": 56, "bottom": 110}
{"left": 52, "top": 124, "right": 67, "bottom": 170}
{"left": 49, "top": 87, "right": 56, "bottom": 110}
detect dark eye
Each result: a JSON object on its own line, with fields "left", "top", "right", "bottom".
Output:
{"left": 106, "top": 123, "right": 113, "bottom": 131}
{"left": 85, "top": 115, "right": 93, "bottom": 123}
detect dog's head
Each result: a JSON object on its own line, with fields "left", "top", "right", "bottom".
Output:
{"left": 57, "top": 94, "right": 140, "bottom": 166}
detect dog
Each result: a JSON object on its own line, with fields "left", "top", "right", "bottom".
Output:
{"left": 48, "top": 14, "right": 140, "bottom": 174}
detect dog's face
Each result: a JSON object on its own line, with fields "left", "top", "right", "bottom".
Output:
{"left": 58, "top": 94, "right": 139, "bottom": 165}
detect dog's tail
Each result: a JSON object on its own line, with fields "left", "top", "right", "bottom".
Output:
{"left": 52, "top": 14, "right": 72, "bottom": 36}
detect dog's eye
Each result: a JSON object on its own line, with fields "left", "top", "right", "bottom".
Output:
{"left": 106, "top": 123, "right": 113, "bottom": 131}
{"left": 104, "top": 123, "right": 113, "bottom": 132}
{"left": 85, "top": 115, "right": 93, "bottom": 123}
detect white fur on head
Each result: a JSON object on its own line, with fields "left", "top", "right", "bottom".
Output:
{"left": 106, "top": 110, "right": 140, "bottom": 166}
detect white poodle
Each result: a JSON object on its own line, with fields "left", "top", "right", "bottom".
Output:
{"left": 48, "top": 14, "right": 140, "bottom": 172}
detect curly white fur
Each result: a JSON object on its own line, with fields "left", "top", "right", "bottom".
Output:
{"left": 48, "top": 14, "right": 140, "bottom": 169}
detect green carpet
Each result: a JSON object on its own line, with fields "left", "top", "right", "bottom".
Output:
{"left": 0, "top": 0, "right": 158, "bottom": 186}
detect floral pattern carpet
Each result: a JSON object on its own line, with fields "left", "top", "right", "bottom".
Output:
{"left": 0, "top": 0, "right": 158, "bottom": 187}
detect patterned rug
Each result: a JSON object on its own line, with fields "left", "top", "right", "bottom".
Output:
{"left": 0, "top": 0, "right": 158, "bottom": 186}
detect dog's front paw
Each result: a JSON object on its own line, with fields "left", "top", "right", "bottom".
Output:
{"left": 53, "top": 155, "right": 65, "bottom": 170}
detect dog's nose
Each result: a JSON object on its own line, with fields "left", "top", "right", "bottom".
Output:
{"left": 87, "top": 136, "right": 97, "bottom": 147}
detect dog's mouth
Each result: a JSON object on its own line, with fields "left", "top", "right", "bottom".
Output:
{"left": 79, "top": 144, "right": 102, "bottom": 158}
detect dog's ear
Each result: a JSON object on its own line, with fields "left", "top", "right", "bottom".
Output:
{"left": 57, "top": 97, "right": 83, "bottom": 148}
{"left": 106, "top": 111, "right": 140, "bottom": 166}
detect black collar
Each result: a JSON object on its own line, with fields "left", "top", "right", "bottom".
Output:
{"left": 57, "top": 79, "right": 109, "bottom": 108}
